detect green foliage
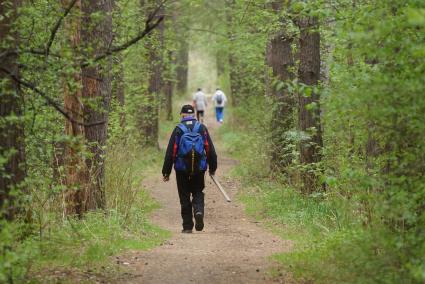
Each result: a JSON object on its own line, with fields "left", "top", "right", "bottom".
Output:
{"left": 0, "top": 0, "right": 191, "bottom": 282}
{"left": 320, "top": 1, "right": 425, "bottom": 281}
{"left": 30, "top": 211, "right": 168, "bottom": 268}
{"left": 219, "top": 0, "right": 425, "bottom": 282}
{"left": 0, "top": 143, "right": 169, "bottom": 282}
{"left": 2, "top": 0, "right": 424, "bottom": 282}
{"left": 219, "top": 96, "right": 271, "bottom": 180}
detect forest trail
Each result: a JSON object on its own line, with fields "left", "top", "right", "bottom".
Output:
{"left": 116, "top": 102, "right": 294, "bottom": 284}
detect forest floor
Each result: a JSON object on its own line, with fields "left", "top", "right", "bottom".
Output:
{"left": 112, "top": 103, "right": 296, "bottom": 284}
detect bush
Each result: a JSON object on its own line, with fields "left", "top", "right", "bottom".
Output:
{"left": 0, "top": 142, "right": 169, "bottom": 282}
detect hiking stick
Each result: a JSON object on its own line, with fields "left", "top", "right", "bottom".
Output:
{"left": 210, "top": 175, "right": 231, "bottom": 202}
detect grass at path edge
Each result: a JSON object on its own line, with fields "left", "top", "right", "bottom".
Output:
{"left": 216, "top": 107, "right": 410, "bottom": 284}
{"left": 3, "top": 144, "right": 171, "bottom": 283}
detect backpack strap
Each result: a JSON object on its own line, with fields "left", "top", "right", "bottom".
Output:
{"left": 177, "top": 123, "right": 190, "bottom": 134}
{"left": 193, "top": 122, "right": 201, "bottom": 133}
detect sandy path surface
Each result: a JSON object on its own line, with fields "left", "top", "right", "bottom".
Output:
{"left": 116, "top": 104, "right": 293, "bottom": 284}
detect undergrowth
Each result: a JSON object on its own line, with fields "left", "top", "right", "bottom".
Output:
{"left": 218, "top": 99, "right": 420, "bottom": 284}
{"left": 0, "top": 142, "right": 170, "bottom": 282}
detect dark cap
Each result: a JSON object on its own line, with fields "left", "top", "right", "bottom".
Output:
{"left": 180, "top": 104, "right": 195, "bottom": 114}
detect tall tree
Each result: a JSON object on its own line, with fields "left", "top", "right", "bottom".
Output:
{"left": 297, "top": 16, "right": 323, "bottom": 194}
{"left": 162, "top": 4, "right": 174, "bottom": 121}
{"left": 176, "top": 38, "right": 189, "bottom": 95}
{"left": 112, "top": 55, "right": 126, "bottom": 127}
{"left": 174, "top": 0, "right": 189, "bottom": 97}
{"left": 0, "top": 0, "right": 26, "bottom": 220}
{"left": 141, "top": 0, "right": 164, "bottom": 147}
{"left": 112, "top": 54, "right": 125, "bottom": 106}
{"left": 170, "top": 0, "right": 187, "bottom": 96}
{"left": 61, "top": 0, "right": 89, "bottom": 216}
{"left": 266, "top": 2, "right": 295, "bottom": 173}
{"left": 225, "top": 0, "right": 239, "bottom": 106}
{"left": 163, "top": 50, "right": 174, "bottom": 121}
{"left": 81, "top": 0, "right": 113, "bottom": 210}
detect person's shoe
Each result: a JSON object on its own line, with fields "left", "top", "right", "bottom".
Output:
{"left": 181, "top": 229, "right": 192, "bottom": 234}
{"left": 194, "top": 212, "right": 204, "bottom": 231}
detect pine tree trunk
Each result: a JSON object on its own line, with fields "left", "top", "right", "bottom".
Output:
{"left": 145, "top": 41, "right": 161, "bottom": 147}
{"left": 63, "top": 79, "right": 87, "bottom": 217}
{"left": 61, "top": 0, "right": 88, "bottom": 217}
{"left": 176, "top": 40, "right": 189, "bottom": 95}
{"left": 164, "top": 51, "right": 174, "bottom": 121}
{"left": 164, "top": 78, "right": 173, "bottom": 121}
{"left": 297, "top": 16, "right": 323, "bottom": 194}
{"left": 172, "top": 0, "right": 187, "bottom": 95}
{"left": 266, "top": 2, "right": 295, "bottom": 173}
{"left": 216, "top": 49, "right": 227, "bottom": 78}
{"left": 267, "top": 33, "right": 295, "bottom": 171}
{"left": 142, "top": 1, "right": 164, "bottom": 147}
{"left": 81, "top": 0, "right": 113, "bottom": 210}
{"left": 112, "top": 55, "right": 126, "bottom": 127}
{"left": 0, "top": 0, "right": 26, "bottom": 220}
{"left": 225, "top": 0, "right": 238, "bottom": 106}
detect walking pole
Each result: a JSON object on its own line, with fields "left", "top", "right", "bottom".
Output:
{"left": 210, "top": 174, "right": 231, "bottom": 202}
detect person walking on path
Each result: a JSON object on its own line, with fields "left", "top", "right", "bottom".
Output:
{"left": 162, "top": 105, "right": 218, "bottom": 233}
{"left": 212, "top": 88, "right": 227, "bottom": 123}
{"left": 192, "top": 88, "right": 208, "bottom": 123}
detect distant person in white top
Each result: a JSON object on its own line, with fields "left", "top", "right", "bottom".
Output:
{"left": 192, "top": 88, "right": 208, "bottom": 122}
{"left": 212, "top": 88, "right": 227, "bottom": 123}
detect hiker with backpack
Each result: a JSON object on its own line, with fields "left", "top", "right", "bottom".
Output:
{"left": 192, "top": 88, "right": 208, "bottom": 123}
{"left": 212, "top": 88, "right": 227, "bottom": 123}
{"left": 162, "top": 105, "right": 218, "bottom": 233}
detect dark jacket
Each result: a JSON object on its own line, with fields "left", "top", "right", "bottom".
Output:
{"left": 162, "top": 117, "right": 217, "bottom": 176}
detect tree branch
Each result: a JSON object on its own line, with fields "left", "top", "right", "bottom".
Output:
{"left": 1, "top": 0, "right": 165, "bottom": 65}
{"left": 239, "top": 0, "right": 253, "bottom": 24}
{"left": 0, "top": 67, "right": 105, "bottom": 127}
{"left": 0, "top": 50, "right": 18, "bottom": 59}
{"left": 45, "top": 0, "right": 78, "bottom": 57}
{"left": 82, "top": 5, "right": 165, "bottom": 67}
{"left": 0, "top": 48, "right": 62, "bottom": 60}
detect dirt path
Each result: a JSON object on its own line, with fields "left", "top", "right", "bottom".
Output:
{"left": 117, "top": 103, "right": 293, "bottom": 284}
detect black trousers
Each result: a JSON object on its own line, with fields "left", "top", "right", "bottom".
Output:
{"left": 196, "top": 110, "right": 204, "bottom": 121}
{"left": 176, "top": 172, "right": 205, "bottom": 230}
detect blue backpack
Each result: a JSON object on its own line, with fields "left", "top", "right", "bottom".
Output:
{"left": 174, "top": 122, "right": 208, "bottom": 174}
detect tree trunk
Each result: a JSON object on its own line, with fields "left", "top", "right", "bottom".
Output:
{"left": 216, "top": 48, "right": 227, "bottom": 78}
{"left": 163, "top": 8, "right": 174, "bottom": 121}
{"left": 225, "top": 0, "right": 238, "bottom": 106}
{"left": 266, "top": 1, "right": 295, "bottom": 173}
{"left": 164, "top": 78, "right": 173, "bottom": 121}
{"left": 145, "top": 39, "right": 162, "bottom": 147}
{"left": 297, "top": 16, "right": 323, "bottom": 194}
{"left": 228, "top": 55, "right": 240, "bottom": 106}
{"left": 0, "top": 0, "right": 26, "bottom": 220}
{"left": 164, "top": 50, "right": 174, "bottom": 121}
{"left": 173, "top": 0, "right": 188, "bottom": 95}
{"left": 112, "top": 55, "right": 126, "bottom": 127}
{"left": 63, "top": 79, "right": 87, "bottom": 217}
{"left": 61, "top": 0, "right": 88, "bottom": 217}
{"left": 141, "top": 0, "right": 164, "bottom": 147}
{"left": 81, "top": 0, "right": 113, "bottom": 210}
{"left": 176, "top": 40, "right": 188, "bottom": 95}
{"left": 267, "top": 33, "right": 295, "bottom": 171}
